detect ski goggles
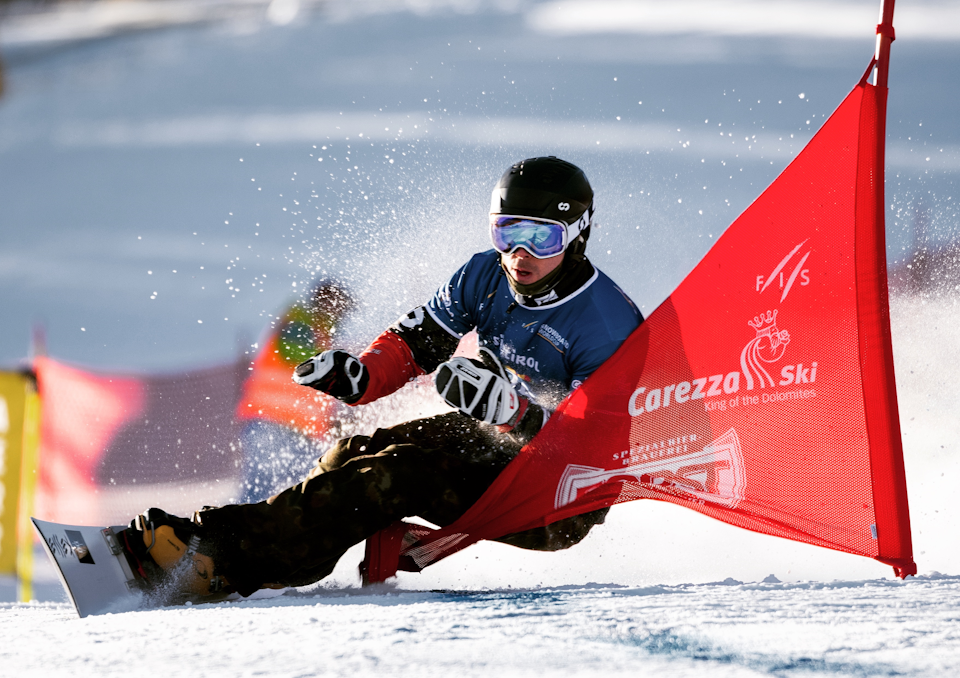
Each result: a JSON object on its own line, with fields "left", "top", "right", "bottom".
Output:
{"left": 490, "top": 215, "right": 569, "bottom": 259}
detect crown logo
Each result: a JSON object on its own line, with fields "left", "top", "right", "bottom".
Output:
{"left": 741, "top": 310, "right": 791, "bottom": 389}
{"left": 747, "top": 309, "right": 790, "bottom": 357}
{"left": 748, "top": 309, "right": 778, "bottom": 332}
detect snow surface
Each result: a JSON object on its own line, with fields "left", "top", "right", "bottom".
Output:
{"left": 3, "top": 576, "right": 960, "bottom": 676}
{"left": 0, "top": 2, "right": 958, "bottom": 675}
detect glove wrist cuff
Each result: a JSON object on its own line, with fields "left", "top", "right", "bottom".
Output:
{"left": 496, "top": 396, "right": 528, "bottom": 434}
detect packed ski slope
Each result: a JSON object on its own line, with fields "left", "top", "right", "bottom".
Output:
{"left": 1, "top": 1, "right": 958, "bottom": 676}
{"left": 3, "top": 576, "right": 960, "bottom": 677}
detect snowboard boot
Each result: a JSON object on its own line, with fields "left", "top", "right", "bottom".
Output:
{"left": 118, "top": 508, "right": 232, "bottom": 604}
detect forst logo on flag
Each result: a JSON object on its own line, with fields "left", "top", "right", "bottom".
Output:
{"left": 554, "top": 428, "right": 746, "bottom": 510}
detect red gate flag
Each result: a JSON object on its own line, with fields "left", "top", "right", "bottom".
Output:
{"left": 364, "top": 69, "right": 916, "bottom": 582}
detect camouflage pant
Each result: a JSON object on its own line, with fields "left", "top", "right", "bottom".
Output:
{"left": 197, "top": 412, "right": 607, "bottom": 596}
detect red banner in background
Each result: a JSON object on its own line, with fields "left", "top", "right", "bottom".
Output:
{"left": 33, "top": 357, "right": 245, "bottom": 525}
{"left": 31, "top": 281, "right": 355, "bottom": 525}
{"left": 34, "top": 358, "right": 145, "bottom": 525}
{"left": 376, "top": 79, "right": 915, "bottom": 580}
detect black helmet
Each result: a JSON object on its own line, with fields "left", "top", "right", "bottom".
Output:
{"left": 490, "top": 156, "right": 594, "bottom": 259}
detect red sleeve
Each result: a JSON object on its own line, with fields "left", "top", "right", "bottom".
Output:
{"left": 353, "top": 331, "right": 425, "bottom": 405}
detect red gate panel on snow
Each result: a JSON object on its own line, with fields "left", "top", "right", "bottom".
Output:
{"left": 363, "top": 73, "right": 915, "bottom": 583}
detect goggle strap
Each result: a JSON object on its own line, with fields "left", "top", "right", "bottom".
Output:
{"left": 567, "top": 209, "right": 591, "bottom": 241}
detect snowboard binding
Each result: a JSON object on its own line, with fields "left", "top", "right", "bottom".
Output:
{"left": 119, "top": 508, "right": 232, "bottom": 605}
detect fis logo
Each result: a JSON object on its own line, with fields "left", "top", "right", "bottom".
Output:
{"left": 756, "top": 240, "right": 811, "bottom": 302}
{"left": 555, "top": 428, "right": 745, "bottom": 509}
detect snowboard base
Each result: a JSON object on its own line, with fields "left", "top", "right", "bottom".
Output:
{"left": 32, "top": 518, "right": 143, "bottom": 618}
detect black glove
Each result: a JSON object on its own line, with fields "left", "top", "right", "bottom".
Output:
{"left": 293, "top": 350, "right": 369, "bottom": 404}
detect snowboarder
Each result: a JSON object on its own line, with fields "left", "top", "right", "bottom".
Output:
{"left": 118, "top": 156, "right": 643, "bottom": 602}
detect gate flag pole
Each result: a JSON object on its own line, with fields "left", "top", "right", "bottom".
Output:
{"left": 874, "top": 0, "right": 896, "bottom": 88}
{"left": 858, "top": 0, "right": 915, "bottom": 577}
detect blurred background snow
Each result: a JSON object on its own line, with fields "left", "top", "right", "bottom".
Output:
{"left": 1, "top": 0, "right": 956, "bottom": 371}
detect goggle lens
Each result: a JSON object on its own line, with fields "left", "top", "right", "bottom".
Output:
{"left": 490, "top": 216, "right": 566, "bottom": 259}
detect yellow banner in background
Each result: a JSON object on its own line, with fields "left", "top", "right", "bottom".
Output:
{"left": 17, "top": 381, "right": 40, "bottom": 601}
{"left": 0, "top": 371, "right": 39, "bottom": 597}
{"left": 0, "top": 372, "right": 29, "bottom": 575}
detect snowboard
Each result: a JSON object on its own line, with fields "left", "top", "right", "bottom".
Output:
{"left": 32, "top": 517, "right": 143, "bottom": 618}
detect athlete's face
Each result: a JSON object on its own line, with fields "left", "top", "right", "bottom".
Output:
{"left": 502, "top": 248, "right": 565, "bottom": 286}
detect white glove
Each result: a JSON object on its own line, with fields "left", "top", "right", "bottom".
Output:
{"left": 435, "top": 347, "right": 522, "bottom": 426}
